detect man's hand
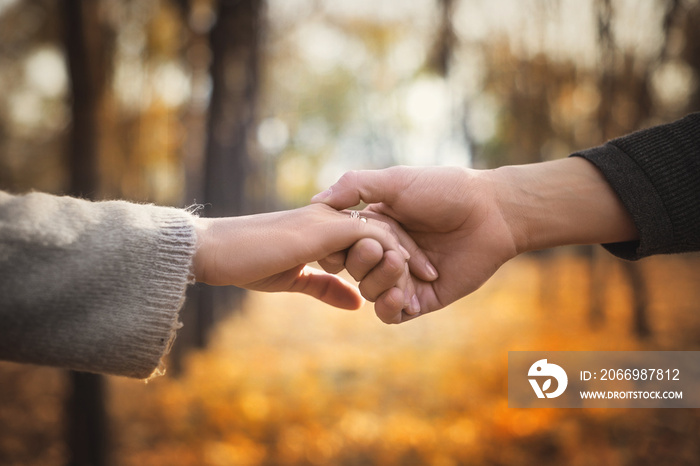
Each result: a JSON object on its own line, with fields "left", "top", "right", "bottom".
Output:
{"left": 312, "top": 166, "right": 520, "bottom": 322}
{"left": 312, "top": 159, "right": 638, "bottom": 323}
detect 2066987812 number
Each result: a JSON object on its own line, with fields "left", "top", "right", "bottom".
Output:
{"left": 600, "top": 368, "right": 680, "bottom": 381}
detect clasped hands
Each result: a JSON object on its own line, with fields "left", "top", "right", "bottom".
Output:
{"left": 192, "top": 165, "right": 521, "bottom": 324}
{"left": 192, "top": 159, "right": 637, "bottom": 324}
{"left": 310, "top": 165, "right": 520, "bottom": 324}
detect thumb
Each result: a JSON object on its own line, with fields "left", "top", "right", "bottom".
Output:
{"left": 288, "top": 266, "right": 365, "bottom": 310}
{"left": 311, "top": 168, "right": 406, "bottom": 210}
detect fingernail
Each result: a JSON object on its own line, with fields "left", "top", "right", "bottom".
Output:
{"left": 408, "top": 294, "right": 420, "bottom": 315}
{"left": 426, "top": 262, "right": 438, "bottom": 280}
{"left": 311, "top": 188, "right": 332, "bottom": 202}
{"left": 399, "top": 245, "right": 410, "bottom": 261}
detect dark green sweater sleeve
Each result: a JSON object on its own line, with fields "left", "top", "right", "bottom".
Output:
{"left": 571, "top": 112, "right": 700, "bottom": 260}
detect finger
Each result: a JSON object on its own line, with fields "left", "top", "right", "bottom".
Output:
{"left": 344, "top": 238, "right": 384, "bottom": 282}
{"left": 317, "top": 250, "right": 348, "bottom": 274}
{"left": 363, "top": 209, "right": 439, "bottom": 282}
{"left": 331, "top": 213, "right": 408, "bottom": 265}
{"left": 311, "top": 167, "right": 410, "bottom": 210}
{"left": 398, "top": 309, "right": 424, "bottom": 324}
{"left": 340, "top": 210, "right": 410, "bottom": 262}
{"left": 398, "top": 260, "right": 421, "bottom": 317}
{"left": 287, "top": 266, "right": 364, "bottom": 310}
{"left": 302, "top": 205, "right": 408, "bottom": 281}
{"left": 373, "top": 287, "right": 405, "bottom": 324}
{"left": 358, "top": 249, "right": 405, "bottom": 302}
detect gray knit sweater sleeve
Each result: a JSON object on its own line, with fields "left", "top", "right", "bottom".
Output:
{"left": 571, "top": 112, "right": 700, "bottom": 260}
{"left": 0, "top": 191, "right": 197, "bottom": 379}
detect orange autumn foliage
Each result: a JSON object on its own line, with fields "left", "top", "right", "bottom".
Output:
{"left": 1, "top": 253, "right": 700, "bottom": 465}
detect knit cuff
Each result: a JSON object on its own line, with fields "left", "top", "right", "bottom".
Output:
{"left": 570, "top": 144, "right": 669, "bottom": 260}
{"left": 129, "top": 207, "right": 197, "bottom": 380}
{"left": 571, "top": 112, "right": 700, "bottom": 260}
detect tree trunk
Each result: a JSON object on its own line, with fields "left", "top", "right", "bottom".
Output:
{"left": 65, "top": 372, "right": 109, "bottom": 466}
{"left": 682, "top": 4, "right": 700, "bottom": 112}
{"left": 193, "top": 0, "right": 265, "bottom": 347}
{"left": 620, "top": 261, "right": 651, "bottom": 338}
{"left": 64, "top": 0, "right": 101, "bottom": 198}
{"left": 63, "top": 1, "right": 111, "bottom": 464}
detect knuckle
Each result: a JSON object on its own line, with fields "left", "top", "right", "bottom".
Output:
{"left": 357, "top": 248, "right": 381, "bottom": 266}
{"left": 339, "top": 170, "right": 359, "bottom": 187}
{"left": 346, "top": 263, "right": 366, "bottom": 282}
{"left": 375, "top": 308, "right": 401, "bottom": 324}
{"left": 376, "top": 306, "right": 397, "bottom": 324}
{"left": 375, "top": 296, "right": 402, "bottom": 324}
{"left": 377, "top": 221, "right": 392, "bottom": 233}
{"left": 353, "top": 239, "right": 382, "bottom": 264}
{"left": 327, "top": 254, "right": 345, "bottom": 265}
{"left": 381, "top": 251, "right": 404, "bottom": 277}
{"left": 358, "top": 282, "right": 379, "bottom": 302}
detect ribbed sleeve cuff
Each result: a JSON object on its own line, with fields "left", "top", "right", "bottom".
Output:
{"left": 571, "top": 112, "right": 700, "bottom": 260}
{"left": 51, "top": 204, "right": 198, "bottom": 380}
{"left": 122, "top": 208, "right": 197, "bottom": 379}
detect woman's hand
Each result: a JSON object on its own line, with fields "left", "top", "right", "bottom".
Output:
{"left": 191, "top": 204, "right": 432, "bottom": 312}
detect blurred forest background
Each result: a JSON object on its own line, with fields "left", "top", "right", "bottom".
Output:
{"left": 1, "top": 0, "right": 700, "bottom": 465}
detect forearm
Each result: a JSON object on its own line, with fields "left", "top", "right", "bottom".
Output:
{"left": 491, "top": 157, "right": 638, "bottom": 254}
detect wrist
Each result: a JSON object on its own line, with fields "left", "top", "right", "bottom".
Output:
{"left": 490, "top": 158, "right": 638, "bottom": 254}
{"left": 192, "top": 217, "right": 215, "bottom": 283}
